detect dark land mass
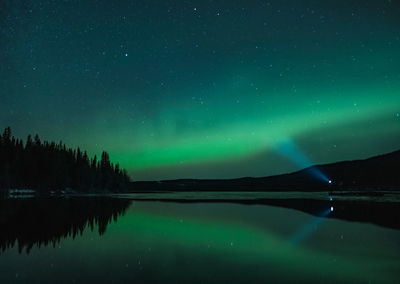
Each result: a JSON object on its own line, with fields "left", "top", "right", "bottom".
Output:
{"left": 0, "top": 127, "right": 130, "bottom": 192}
{"left": 130, "top": 149, "right": 400, "bottom": 192}
{"left": 1, "top": 125, "right": 399, "bottom": 193}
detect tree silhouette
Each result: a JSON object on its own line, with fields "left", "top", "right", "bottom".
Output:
{"left": 0, "top": 127, "right": 130, "bottom": 192}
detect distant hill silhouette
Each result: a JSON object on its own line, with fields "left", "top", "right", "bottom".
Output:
{"left": 130, "top": 149, "right": 400, "bottom": 191}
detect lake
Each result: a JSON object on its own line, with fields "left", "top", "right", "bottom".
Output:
{"left": 0, "top": 193, "right": 399, "bottom": 283}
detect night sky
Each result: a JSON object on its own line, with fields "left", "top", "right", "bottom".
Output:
{"left": 1, "top": 0, "right": 399, "bottom": 180}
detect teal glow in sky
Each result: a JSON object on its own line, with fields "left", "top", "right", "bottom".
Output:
{"left": 1, "top": 0, "right": 399, "bottom": 180}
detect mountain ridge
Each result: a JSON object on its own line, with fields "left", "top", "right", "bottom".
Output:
{"left": 130, "top": 149, "right": 400, "bottom": 191}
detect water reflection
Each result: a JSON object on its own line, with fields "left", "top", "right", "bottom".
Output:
{"left": 128, "top": 197, "right": 400, "bottom": 230}
{"left": 0, "top": 197, "right": 131, "bottom": 254}
{"left": 1, "top": 195, "right": 399, "bottom": 256}
{"left": 0, "top": 197, "right": 399, "bottom": 283}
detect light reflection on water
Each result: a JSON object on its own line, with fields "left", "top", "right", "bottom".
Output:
{"left": 115, "top": 191, "right": 400, "bottom": 203}
{"left": 0, "top": 196, "right": 399, "bottom": 283}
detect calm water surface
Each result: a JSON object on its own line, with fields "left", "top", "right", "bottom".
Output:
{"left": 0, "top": 194, "right": 399, "bottom": 283}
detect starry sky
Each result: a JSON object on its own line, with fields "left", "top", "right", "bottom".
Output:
{"left": 1, "top": 0, "right": 399, "bottom": 181}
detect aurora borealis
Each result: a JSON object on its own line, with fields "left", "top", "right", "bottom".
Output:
{"left": 1, "top": 0, "right": 399, "bottom": 180}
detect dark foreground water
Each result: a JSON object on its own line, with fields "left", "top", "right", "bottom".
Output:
{"left": 0, "top": 193, "right": 400, "bottom": 283}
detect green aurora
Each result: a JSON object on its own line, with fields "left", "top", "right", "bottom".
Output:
{"left": 1, "top": 0, "right": 399, "bottom": 180}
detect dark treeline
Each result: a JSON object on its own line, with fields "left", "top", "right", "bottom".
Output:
{"left": 0, "top": 197, "right": 132, "bottom": 254}
{"left": 0, "top": 127, "right": 130, "bottom": 192}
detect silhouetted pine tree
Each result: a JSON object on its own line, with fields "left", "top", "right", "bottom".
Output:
{"left": 0, "top": 127, "right": 130, "bottom": 192}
